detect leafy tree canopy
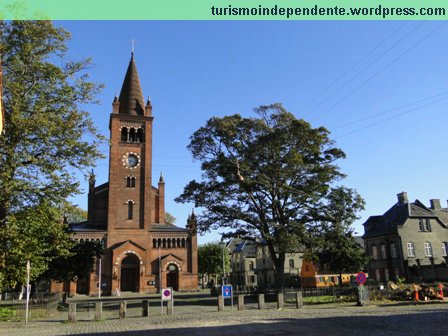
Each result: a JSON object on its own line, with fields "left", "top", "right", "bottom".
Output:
{"left": 0, "top": 21, "right": 104, "bottom": 291}
{"left": 198, "top": 242, "right": 230, "bottom": 279}
{"left": 177, "top": 104, "right": 364, "bottom": 288}
{"left": 45, "top": 240, "right": 104, "bottom": 282}
{"left": 165, "top": 212, "right": 176, "bottom": 224}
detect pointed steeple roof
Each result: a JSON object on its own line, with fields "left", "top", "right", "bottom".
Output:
{"left": 118, "top": 53, "right": 145, "bottom": 115}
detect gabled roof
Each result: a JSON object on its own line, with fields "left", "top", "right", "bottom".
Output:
{"left": 363, "top": 196, "right": 448, "bottom": 238}
{"left": 109, "top": 240, "right": 147, "bottom": 252}
{"left": 118, "top": 53, "right": 145, "bottom": 116}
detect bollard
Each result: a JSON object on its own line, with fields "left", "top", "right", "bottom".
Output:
{"left": 167, "top": 300, "right": 173, "bottom": 315}
{"left": 119, "top": 301, "right": 127, "bottom": 319}
{"left": 237, "top": 294, "right": 245, "bottom": 311}
{"left": 142, "top": 300, "right": 150, "bottom": 317}
{"left": 414, "top": 290, "right": 419, "bottom": 301}
{"left": 217, "top": 295, "right": 224, "bottom": 312}
{"left": 258, "top": 293, "right": 265, "bottom": 310}
{"left": 277, "top": 292, "right": 284, "bottom": 309}
{"left": 296, "top": 291, "right": 303, "bottom": 309}
{"left": 68, "top": 303, "right": 76, "bottom": 322}
{"left": 94, "top": 302, "right": 103, "bottom": 320}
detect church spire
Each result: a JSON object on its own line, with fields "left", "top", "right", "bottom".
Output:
{"left": 118, "top": 53, "right": 145, "bottom": 116}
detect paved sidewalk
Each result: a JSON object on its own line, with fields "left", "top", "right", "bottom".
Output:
{"left": 1, "top": 302, "right": 448, "bottom": 336}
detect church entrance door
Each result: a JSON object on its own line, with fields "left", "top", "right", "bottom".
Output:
{"left": 120, "top": 254, "right": 140, "bottom": 292}
{"left": 166, "top": 264, "right": 179, "bottom": 291}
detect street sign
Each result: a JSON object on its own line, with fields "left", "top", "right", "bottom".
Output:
{"left": 356, "top": 272, "right": 367, "bottom": 285}
{"left": 222, "top": 285, "right": 232, "bottom": 298}
{"left": 161, "top": 287, "right": 173, "bottom": 301}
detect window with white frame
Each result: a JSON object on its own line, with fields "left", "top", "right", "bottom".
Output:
{"left": 372, "top": 245, "right": 378, "bottom": 260}
{"left": 407, "top": 242, "right": 415, "bottom": 257}
{"left": 384, "top": 268, "right": 389, "bottom": 281}
{"left": 442, "top": 242, "right": 448, "bottom": 257}
{"left": 390, "top": 243, "right": 397, "bottom": 258}
{"left": 424, "top": 242, "right": 433, "bottom": 257}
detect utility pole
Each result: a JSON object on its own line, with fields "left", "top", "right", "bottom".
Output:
{"left": 25, "top": 259, "right": 30, "bottom": 326}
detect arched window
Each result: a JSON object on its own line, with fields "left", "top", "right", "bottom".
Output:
{"left": 167, "top": 239, "right": 171, "bottom": 248}
{"left": 121, "top": 128, "right": 128, "bottom": 142}
{"left": 177, "top": 238, "right": 181, "bottom": 248}
{"left": 137, "top": 128, "right": 144, "bottom": 143}
{"left": 126, "top": 176, "right": 131, "bottom": 187}
{"left": 181, "top": 238, "right": 186, "bottom": 248}
{"left": 153, "top": 239, "right": 157, "bottom": 248}
{"left": 158, "top": 239, "right": 161, "bottom": 248}
{"left": 162, "top": 239, "right": 166, "bottom": 248}
{"left": 129, "top": 128, "right": 136, "bottom": 142}
{"left": 127, "top": 201, "right": 133, "bottom": 219}
{"left": 131, "top": 177, "right": 136, "bottom": 187}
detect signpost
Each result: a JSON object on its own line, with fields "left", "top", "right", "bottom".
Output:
{"left": 161, "top": 287, "right": 173, "bottom": 314}
{"left": 356, "top": 272, "right": 367, "bottom": 285}
{"left": 355, "top": 272, "right": 369, "bottom": 306}
{"left": 222, "top": 285, "right": 233, "bottom": 310}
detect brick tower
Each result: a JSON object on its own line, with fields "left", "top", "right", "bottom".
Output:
{"left": 55, "top": 53, "right": 198, "bottom": 296}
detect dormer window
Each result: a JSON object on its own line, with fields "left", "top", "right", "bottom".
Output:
{"left": 418, "top": 219, "right": 424, "bottom": 231}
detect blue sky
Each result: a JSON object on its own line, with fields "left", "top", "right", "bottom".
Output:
{"left": 58, "top": 21, "right": 448, "bottom": 244}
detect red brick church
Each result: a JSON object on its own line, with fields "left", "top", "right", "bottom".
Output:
{"left": 51, "top": 53, "right": 198, "bottom": 295}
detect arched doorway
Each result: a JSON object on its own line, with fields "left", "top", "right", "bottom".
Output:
{"left": 120, "top": 254, "right": 140, "bottom": 292}
{"left": 166, "top": 264, "right": 179, "bottom": 291}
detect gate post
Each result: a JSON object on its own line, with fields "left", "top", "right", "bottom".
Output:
{"left": 68, "top": 303, "right": 76, "bottom": 322}
{"left": 277, "top": 292, "right": 284, "bottom": 309}
{"left": 142, "top": 300, "right": 150, "bottom": 317}
{"left": 217, "top": 295, "right": 224, "bottom": 311}
{"left": 119, "top": 301, "right": 127, "bottom": 319}
{"left": 94, "top": 302, "right": 103, "bottom": 320}
{"left": 237, "top": 294, "right": 245, "bottom": 310}
{"left": 258, "top": 293, "right": 265, "bottom": 310}
{"left": 296, "top": 291, "right": 303, "bottom": 309}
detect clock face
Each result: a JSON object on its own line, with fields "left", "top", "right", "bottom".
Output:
{"left": 122, "top": 152, "right": 140, "bottom": 169}
{"left": 127, "top": 154, "right": 138, "bottom": 167}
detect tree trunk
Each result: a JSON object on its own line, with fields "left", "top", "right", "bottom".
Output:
{"left": 273, "top": 253, "right": 286, "bottom": 291}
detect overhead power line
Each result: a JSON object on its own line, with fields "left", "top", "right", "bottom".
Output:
{"left": 310, "top": 21, "right": 447, "bottom": 123}
{"left": 302, "top": 21, "right": 410, "bottom": 118}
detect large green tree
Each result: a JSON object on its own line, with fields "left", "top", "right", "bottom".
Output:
{"left": 176, "top": 104, "right": 363, "bottom": 289}
{"left": 313, "top": 187, "right": 368, "bottom": 286}
{"left": 45, "top": 240, "right": 104, "bottom": 283}
{"left": 198, "top": 242, "right": 230, "bottom": 286}
{"left": 0, "top": 21, "right": 104, "bottom": 291}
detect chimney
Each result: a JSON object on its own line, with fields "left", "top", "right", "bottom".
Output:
{"left": 430, "top": 199, "right": 441, "bottom": 210}
{"left": 397, "top": 192, "right": 408, "bottom": 204}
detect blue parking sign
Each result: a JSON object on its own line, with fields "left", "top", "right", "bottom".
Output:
{"left": 222, "top": 285, "right": 232, "bottom": 298}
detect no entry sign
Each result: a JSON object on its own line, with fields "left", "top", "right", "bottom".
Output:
{"left": 356, "top": 272, "right": 367, "bottom": 285}
{"left": 161, "top": 287, "right": 173, "bottom": 301}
